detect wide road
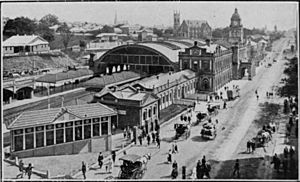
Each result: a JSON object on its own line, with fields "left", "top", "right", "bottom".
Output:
{"left": 141, "top": 36, "right": 290, "bottom": 179}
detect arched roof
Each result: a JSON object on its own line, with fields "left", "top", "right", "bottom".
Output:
{"left": 97, "top": 41, "right": 188, "bottom": 65}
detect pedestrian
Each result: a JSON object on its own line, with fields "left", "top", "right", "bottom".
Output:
{"left": 256, "top": 94, "right": 259, "bottom": 100}
{"left": 156, "top": 136, "right": 160, "bottom": 149}
{"left": 174, "top": 142, "right": 178, "bottom": 153}
{"left": 204, "top": 162, "right": 211, "bottom": 179}
{"left": 167, "top": 150, "right": 172, "bottom": 163}
{"left": 98, "top": 152, "right": 104, "bottom": 169}
{"left": 147, "top": 134, "right": 151, "bottom": 146}
{"left": 215, "top": 119, "right": 219, "bottom": 124}
{"left": 289, "top": 146, "right": 295, "bottom": 159}
{"left": 171, "top": 164, "right": 178, "bottom": 179}
{"left": 255, "top": 90, "right": 258, "bottom": 95}
{"left": 16, "top": 160, "right": 24, "bottom": 179}
{"left": 152, "top": 131, "right": 156, "bottom": 143}
{"left": 123, "top": 128, "right": 127, "bottom": 139}
{"left": 112, "top": 150, "right": 116, "bottom": 164}
{"left": 232, "top": 159, "right": 240, "bottom": 178}
{"left": 26, "top": 163, "right": 34, "bottom": 180}
{"left": 246, "top": 140, "right": 251, "bottom": 153}
{"left": 223, "top": 101, "right": 227, "bottom": 109}
{"left": 251, "top": 140, "right": 256, "bottom": 153}
{"left": 106, "top": 158, "right": 113, "bottom": 173}
{"left": 172, "top": 160, "right": 178, "bottom": 169}
{"left": 81, "top": 161, "right": 86, "bottom": 179}
{"left": 271, "top": 153, "right": 280, "bottom": 173}
{"left": 138, "top": 135, "right": 143, "bottom": 145}
{"left": 171, "top": 144, "right": 176, "bottom": 154}
{"left": 266, "top": 92, "right": 269, "bottom": 98}
{"left": 188, "top": 116, "right": 191, "bottom": 124}
{"left": 283, "top": 146, "right": 289, "bottom": 158}
{"left": 202, "top": 155, "right": 206, "bottom": 165}
{"left": 196, "top": 160, "right": 202, "bottom": 179}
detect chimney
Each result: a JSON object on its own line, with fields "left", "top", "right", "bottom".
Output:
{"left": 205, "top": 39, "right": 210, "bottom": 47}
{"left": 61, "top": 96, "right": 64, "bottom": 107}
{"left": 194, "top": 41, "right": 198, "bottom": 46}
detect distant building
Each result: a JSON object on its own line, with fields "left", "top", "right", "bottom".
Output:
{"left": 94, "top": 86, "right": 159, "bottom": 132}
{"left": 137, "top": 29, "right": 158, "bottom": 41}
{"left": 173, "top": 11, "right": 212, "bottom": 39}
{"left": 120, "top": 24, "right": 141, "bottom": 35}
{"left": 7, "top": 103, "right": 117, "bottom": 158}
{"left": 3, "top": 35, "right": 50, "bottom": 55}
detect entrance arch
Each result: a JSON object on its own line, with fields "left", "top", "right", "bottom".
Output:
{"left": 16, "top": 87, "right": 33, "bottom": 100}
{"left": 202, "top": 78, "right": 210, "bottom": 91}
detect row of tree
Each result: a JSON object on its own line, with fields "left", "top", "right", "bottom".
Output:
{"left": 279, "top": 56, "right": 298, "bottom": 97}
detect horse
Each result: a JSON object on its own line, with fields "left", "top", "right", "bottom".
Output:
{"left": 261, "top": 132, "right": 272, "bottom": 146}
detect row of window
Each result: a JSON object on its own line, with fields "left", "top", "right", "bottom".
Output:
{"left": 13, "top": 118, "right": 109, "bottom": 152}
{"left": 142, "top": 105, "right": 157, "bottom": 121}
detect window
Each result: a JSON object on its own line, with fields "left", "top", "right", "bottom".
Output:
{"left": 93, "top": 118, "right": 100, "bottom": 137}
{"left": 35, "top": 126, "right": 44, "bottom": 148}
{"left": 14, "top": 129, "right": 23, "bottom": 151}
{"left": 25, "top": 128, "right": 34, "bottom": 150}
{"left": 56, "top": 123, "right": 64, "bottom": 144}
{"left": 46, "top": 125, "right": 54, "bottom": 146}
{"left": 148, "top": 107, "right": 152, "bottom": 118}
{"left": 143, "top": 110, "right": 147, "bottom": 120}
{"left": 65, "top": 121, "right": 73, "bottom": 142}
{"left": 101, "top": 122, "right": 108, "bottom": 135}
{"left": 162, "top": 96, "right": 165, "bottom": 103}
{"left": 153, "top": 105, "right": 157, "bottom": 115}
{"left": 75, "top": 120, "right": 82, "bottom": 141}
{"left": 84, "top": 119, "right": 91, "bottom": 139}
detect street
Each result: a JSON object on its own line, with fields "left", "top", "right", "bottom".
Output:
{"left": 75, "top": 35, "right": 293, "bottom": 180}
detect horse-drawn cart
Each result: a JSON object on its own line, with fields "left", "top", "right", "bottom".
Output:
{"left": 118, "top": 154, "right": 150, "bottom": 179}
{"left": 200, "top": 122, "right": 217, "bottom": 140}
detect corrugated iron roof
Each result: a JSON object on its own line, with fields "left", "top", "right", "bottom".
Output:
{"left": 3, "top": 35, "right": 49, "bottom": 47}
{"left": 8, "top": 103, "right": 116, "bottom": 130}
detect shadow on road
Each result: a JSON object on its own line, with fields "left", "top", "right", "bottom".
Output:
{"left": 160, "top": 174, "right": 171, "bottom": 179}
{"left": 161, "top": 136, "right": 175, "bottom": 143}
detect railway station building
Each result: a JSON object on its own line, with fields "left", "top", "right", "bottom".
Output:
{"left": 7, "top": 103, "right": 117, "bottom": 158}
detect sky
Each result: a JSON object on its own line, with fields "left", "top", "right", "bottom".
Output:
{"left": 2, "top": 1, "right": 298, "bottom": 30}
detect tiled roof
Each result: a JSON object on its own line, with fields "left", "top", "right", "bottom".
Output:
{"left": 184, "top": 20, "right": 207, "bottom": 27}
{"left": 36, "top": 69, "right": 94, "bottom": 83}
{"left": 3, "top": 35, "right": 48, "bottom": 47}
{"left": 83, "top": 71, "right": 141, "bottom": 89}
{"left": 8, "top": 103, "right": 116, "bottom": 130}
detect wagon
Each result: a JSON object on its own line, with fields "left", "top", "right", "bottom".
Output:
{"left": 200, "top": 122, "right": 217, "bottom": 140}
{"left": 174, "top": 121, "right": 191, "bottom": 140}
{"left": 118, "top": 154, "right": 148, "bottom": 179}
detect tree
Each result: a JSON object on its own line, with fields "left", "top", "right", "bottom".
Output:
{"left": 36, "top": 23, "right": 55, "bottom": 42}
{"left": 57, "top": 23, "right": 73, "bottom": 49}
{"left": 3, "top": 17, "right": 36, "bottom": 37}
{"left": 153, "top": 28, "right": 163, "bottom": 37}
{"left": 164, "top": 28, "right": 173, "bottom": 35}
{"left": 40, "top": 14, "right": 60, "bottom": 27}
{"left": 279, "top": 57, "right": 298, "bottom": 96}
{"left": 100, "top": 25, "right": 114, "bottom": 33}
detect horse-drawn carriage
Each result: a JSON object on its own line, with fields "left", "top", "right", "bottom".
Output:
{"left": 118, "top": 154, "right": 150, "bottom": 179}
{"left": 174, "top": 121, "right": 191, "bottom": 140}
{"left": 200, "top": 122, "right": 217, "bottom": 140}
{"left": 252, "top": 129, "right": 272, "bottom": 147}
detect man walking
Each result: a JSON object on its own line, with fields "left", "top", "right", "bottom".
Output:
{"left": 147, "top": 134, "right": 151, "bottom": 146}
{"left": 16, "top": 160, "right": 24, "bottom": 179}
{"left": 26, "top": 163, "right": 34, "bottom": 180}
{"left": 156, "top": 136, "right": 160, "bottom": 149}
{"left": 98, "top": 152, "right": 104, "bottom": 169}
{"left": 112, "top": 151, "right": 116, "bottom": 164}
{"left": 196, "top": 160, "right": 202, "bottom": 179}
{"left": 232, "top": 159, "right": 240, "bottom": 178}
{"left": 81, "top": 161, "right": 86, "bottom": 179}
{"left": 246, "top": 140, "right": 251, "bottom": 153}
{"left": 174, "top": 142, "right": 178, "bottom": 153}
{"left": 271, "top": 153, "right": 280, "bottom": 173}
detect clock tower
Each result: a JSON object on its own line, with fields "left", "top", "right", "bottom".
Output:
{"left": 229, "top": 8, "right": 244, "bottom": 44}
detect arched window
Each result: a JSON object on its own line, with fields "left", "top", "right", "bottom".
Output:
{"left": 202, "top": 78, "right": 209, "bottom": 91}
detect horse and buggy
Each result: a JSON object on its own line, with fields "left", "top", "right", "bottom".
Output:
{"left": 200, "top": 120, "right": 217, "bottom": 140}
{"left": 174, "top": 121, "right": 191, "bottom": 140}
{"left": 251, "top": 125, "right": 274, "bottom": 147}
{"left": 118, "top": 154, "right": 151, "bottom": 179}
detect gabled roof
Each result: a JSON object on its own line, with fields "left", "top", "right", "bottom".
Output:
{"left": 3, "top": 35, "right": 49, "bottom": 47}
{"left": 8, "top": 103, "right": 117, "bottom": 130}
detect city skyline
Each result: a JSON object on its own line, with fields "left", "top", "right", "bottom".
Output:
{"left": 2, "top": 2, "right": 298, "bottom": 30}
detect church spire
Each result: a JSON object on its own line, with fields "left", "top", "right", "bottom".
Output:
{"left": 114, "top": 11, "right": 117, "bottom": 25}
